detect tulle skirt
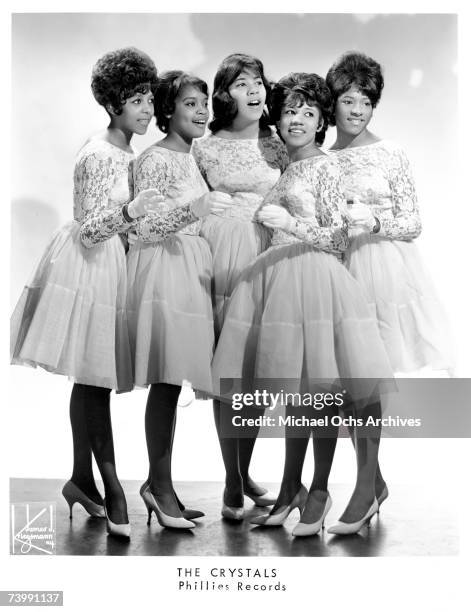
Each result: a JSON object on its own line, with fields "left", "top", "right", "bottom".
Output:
{"left": 200, "top": 215, "right": 271, "bottom": 337}
{"left": 212, "top": 243, "right": 393, "bottom": 402}
{"left": 10, "top": 221, "right": 133, "bottom": 391}
{"left": 346, "top": 233, "right": 454, "bottom": 374}
{"left": 126, "top": 234, "right": 214, "bottom": 393}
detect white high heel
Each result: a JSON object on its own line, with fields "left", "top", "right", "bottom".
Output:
{"left": 327, "top": 498, "right": 378, "bottom": 535}
{"left": 62, "top": 480, "right": 105, "bottom": 519}
{"left": 142, "top": 489, "right": 195, "bottom": 529}
{"left": 244, "top": 490, "right": 277, "bottom": 507}
{"left": 221, "top": 502, "right": 245, "bottom": 521}
{"left": 140, "top": 483, "right": 205, "bottom": 520}
{"left": 292, "top": 493, "right": 332, "bottom": 537}
{"left": 103, "top": 503, "right": 131, "bottom": 539}
{"left": 250, "top": 485, "right": 308, "bottom": 526}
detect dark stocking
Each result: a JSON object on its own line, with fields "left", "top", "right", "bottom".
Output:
{"left": 79, "top": 384, "right": 128, "bottom": 524}
{"left": 145, "top": 383, "right": 181, "bottom": 517}
{"left": 69, "top": 384, "right": 103, "bottom": 505}
{"left": 270, "top": 404, "right": 310, "bottom": 513}
{"left": 339, "top": 400, "right": 382, "bottom": 523}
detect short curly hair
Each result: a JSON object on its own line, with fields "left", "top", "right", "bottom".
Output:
{"left": 209, "top": 53, "right": 272, "bottom": 133}
{"left": 326, "top": 52, "right": 384, "bottom": 123}
{"left": 270, "top": 73, "right": 332, "bottom": 146}
{"left": 155, "top": 70, "right": 209, "bottom": 134}
{"left": 91, "top": 47, "right": 158, "bottom": 115}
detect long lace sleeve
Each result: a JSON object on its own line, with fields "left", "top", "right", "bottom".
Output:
{"left": 76, "top": 149, "right": 135, "bottom": 248}
{"left": 376, "top": 146, "right": 422, "bottom": 240}
{"left": 134, "top": 148, "right": 199, "bottom": 243}
{"left": 288, "top": 160, "right": 348, "bottom": 253}
{"left": 191, "top": 141, "right": 206, "bottom": 180}
{"left": 274, "top": 138, "right": 289, "bottom": 173}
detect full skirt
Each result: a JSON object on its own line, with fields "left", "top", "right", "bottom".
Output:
{"left": 126, "top": 234, "right": 214, "bottom": 393}
{"left": 346, "top": 233, "right": 454, "bottom": 374}
{"left": 11, "top": 221, "right": 133, "bottom": 391}
{"left": 212, "top": 243, "right": 393, "bottom": 403}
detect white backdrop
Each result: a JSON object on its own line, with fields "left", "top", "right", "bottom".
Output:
{"left": 8, "top": 13, "right": 468, "bottom": 486}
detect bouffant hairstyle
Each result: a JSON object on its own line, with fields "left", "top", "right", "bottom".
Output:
{"left": 155, "top": 70, "right": 209, "bottom": 134}
{"left": 270, "top": 72, "right": 332, "bottom": 146}
{"left": 209, "top": 53, "right": 272, "bottom": 133}
{"left": 91, "top": 47, "right": 158, "bottom": 115}
{"left": 326, "top": 52, "right": 384, "bottom": 124}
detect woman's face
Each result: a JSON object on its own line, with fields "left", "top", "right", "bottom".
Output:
{"left": 279, "top": 100, "right": 321, "bottom": 151}
{"left": 228, "top": 69, "right": 266, "bottom": 122}
{"left": 335, "top": 85, "right": 373, "bottom": 137}
{"left": 114, "top": 87, "right": 154, "bottom": 135}
{"left": 168, "top": 84, "right": 209, "bottom": 140}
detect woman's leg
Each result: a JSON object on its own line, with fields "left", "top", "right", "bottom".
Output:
{"left": 213, "top": 399, "right": 244, "bottom": 507}
{"left": 239, "top": 437, "right": 269, "bottom": 497}
{"left": 69, "top": 384, "right": 103, "bottom": 505}
{"left": 145, "top": 383, "right": 182, "bottom": 517}
{"left": 267, "top": 404, "right": 310, "bottom": 514}
{"left": 338, "top": 399, "right": 382, "bottom": 523}
{"left": 81, "top": 384, "right": 128, "bottom": 524}
{"left": 301, "top": 404, "right": 339, "bottom": 523}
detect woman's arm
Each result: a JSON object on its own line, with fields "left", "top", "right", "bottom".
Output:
{"left": 76, "top": 149, "right": 135, "bottom": 248}
{"left": 258, "top": 162, "right": 349, "bottom": 253}
{"left": 375, "top": 145, "right": 422, "bottom": 240}
{"left": 133, "top": 148, "right": 199, "bottom": 243}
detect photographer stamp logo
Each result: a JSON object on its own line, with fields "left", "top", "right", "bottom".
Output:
{"left": 10, "top": 503, "right": 56, "bottom": 555}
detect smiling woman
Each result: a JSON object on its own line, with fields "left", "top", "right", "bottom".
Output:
{"left": 10, "top": 47, "right": 162, "bottom": 540}
{"left": 125, "top": 70, "right": 232, "bottom": 530}
{"left": 327, "top": 51, "right": 454, "bottom": 374}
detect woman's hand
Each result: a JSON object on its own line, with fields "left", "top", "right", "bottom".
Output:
{"left": 257, "top": 204, "right": 295, "bottom": 232}
{"left": 127, "top": 189, "right": 165, "bottom": 219}
{"left": 190, "top": 191, "right": 232, "bottom": 218}
{"left": 127, "top": 231, "right": 138, "bottom": 247}
{"left": 345, "top": 197, "right": 377, "bottom": 231}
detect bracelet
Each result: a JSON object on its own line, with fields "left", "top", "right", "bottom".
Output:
{"left": 371, "top": 217, "right": 381, "bottom": 234}
{"left": 122, "top": 203, "right": 134, "bottom": 223}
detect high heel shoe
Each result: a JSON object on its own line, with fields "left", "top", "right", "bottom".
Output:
{"left": 62, "top": 480, "right": 105, "bottom": 519}
{"left": 292, "top": 493, "right": 332, "bottom": 537}
{"left": 377, "top": 484, "right": 389, "bottom": 510}
{"left": 244, "top": 490, "right": 277, "bottom": 507}
{"left": 327, "top": 498, "right": 378, "bottom": 535}
{"left": 103, "top": 502, "right": 131, "bottom": 539}
{"left": 221, "top": 488, "right": 244, "bottom": 521}
{"left": 221, "top": 502, "right": 244, "bottom": 521}
{"left": 139, "top": 483, "right": 205, "bottom": 520}
{"left": 250, "top": 485, "right": 308, "bottom": 526}
{"left": 141, "top": 489, "right": 195, "bottom": 529}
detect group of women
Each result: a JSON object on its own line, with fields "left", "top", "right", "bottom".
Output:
{"left": 10, "top": 46, "right": 452, "bottom": 541}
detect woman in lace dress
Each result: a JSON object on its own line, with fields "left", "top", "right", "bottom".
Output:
{"left": 212, "top": 73, "right": 393, "bottom": 536}
{"left": 327, "top": 52, "right": 453, "bottom": 374}
{"left": 126, "top": 71, "right": 231, "bottom": 529}
{"left": 11, "top": 48, "right": 162, "bottom": 538}
{"left": 192, "top": 53, "right": 288, "bottom": 518}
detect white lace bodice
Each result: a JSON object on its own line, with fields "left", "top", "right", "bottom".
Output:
{"left": 192, "top": 131, "right": 288, "bottom": 221}
{"left": 73, "top": 139, "right": 136, "bottom": 248}
{"left": 134, "top": 145, "right": 209, "bottom": 242}
{"left": 330, "top": 140, "right": 422, "bottom": 240}
{"left": 265, "top": 155, "right": 348, "bottom": 254}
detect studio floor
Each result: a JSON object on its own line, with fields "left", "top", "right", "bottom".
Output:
{"left": 9, "top": 479, "right": 458, "bottom": 557}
